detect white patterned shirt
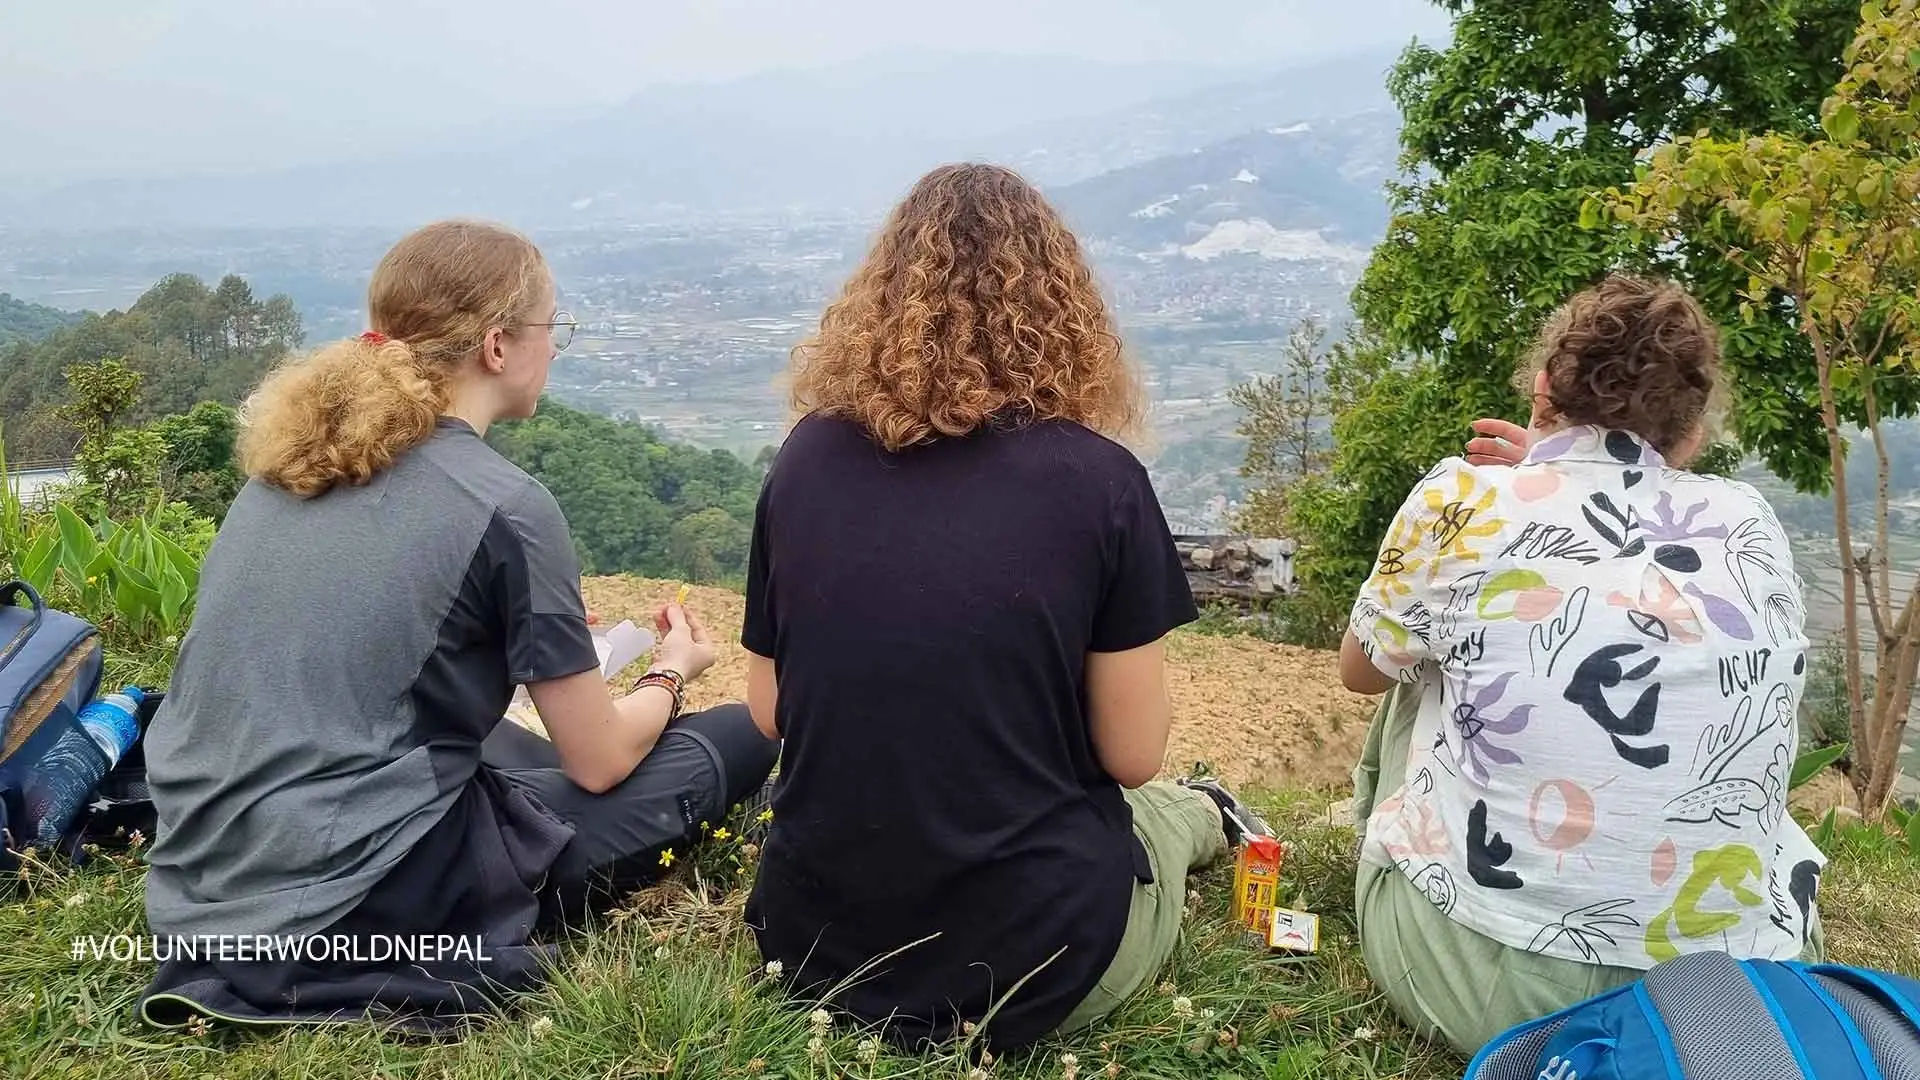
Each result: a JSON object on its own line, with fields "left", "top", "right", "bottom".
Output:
{"left": 1351, "top": 424, "right": 1825, "bottom": 969}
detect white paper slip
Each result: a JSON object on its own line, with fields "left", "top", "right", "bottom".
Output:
{"left": 597, "top": 620, "right": 655, "bottom": 678}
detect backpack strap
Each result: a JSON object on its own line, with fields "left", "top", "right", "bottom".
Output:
{"left": 1742, "top": 960, "right": 1877, "bottom": 1080}
{"left": 0, "top": 580, "right": 47, "bottom": 675}
{"left": 1796, "top": 963, "right": 1920, "bottom": 1080}
{"left": 1637, "top": 951, "right": 1811, "bottom": 1080}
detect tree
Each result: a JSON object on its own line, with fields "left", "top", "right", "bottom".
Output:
{"left": 1603, "top": 0, "right": 1920, "bottom": 815}
{"left": 55, "top": 358, "right": 169, "bottom": 518}
{"left": 0, "top": 271, "right": 302, "bottom": 462}
{"left": 149, "top": 400, "right": 245, "bottom": 521}
{"left": 1228, "top": 317, "right": 1335, "bottom": 537}
{"left": 668, "top": 507, "right": 751, "bottom": 584}
{"left": 1286, "top": 0, "right": 1873, "bottom": 626}
{"left": 486, "top": 398, "right": 764, "bottom": 580}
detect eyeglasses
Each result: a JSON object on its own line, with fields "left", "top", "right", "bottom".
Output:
{"left": 518, "top": 311, "right": 577, "bottom": 352}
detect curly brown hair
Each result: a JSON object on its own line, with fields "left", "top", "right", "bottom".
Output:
{"left": 788, "top": 163, "right": 1146, "bottom": 452}
{"left": 1517, "top": 274, "right": 1724, "bottom": 460}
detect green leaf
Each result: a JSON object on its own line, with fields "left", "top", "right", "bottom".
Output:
{"left": 1578, "top": 197, "right": 1602, "bottom": 230}
{"left": 1786, "top": 208, "right": 1810, "bottom": 245}
{"left": 159, "top": 564, "right": 188, "bottom": 631}
{"left": 154, "top": 532, "right": 200, "bottom": 594}
{"left": 1791, "top": 743, "right": 1849, "bottom": 790}
{"left": 112, "top": 574, "right": 162, "bottom": 632}
{"left": 1810, "top": 807, "right": 1840, "bottom": 848}
{"left": 53, "top": 502, "right": 97, "bottom": 577}
{"left": 1905, "top": 806, "right": 1920, "bottom": 856}
{"left": 20, "top": 531, "right": 59, "bottom": 596}
{"left": 116, "top": 561, "right": 156, "bottom": 593}
{"left": 1824, "top": 101, "right": 1861, "bottom": 143}
{"left": 1808, "top": 247, "right": 1835, "bottom": 276}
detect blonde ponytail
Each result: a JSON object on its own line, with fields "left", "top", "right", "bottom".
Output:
{"left": 236, "top": 336, "right": 449, "bottom": 498}
{"left": 233, "top": 218, "right": 548, "bottom": 499}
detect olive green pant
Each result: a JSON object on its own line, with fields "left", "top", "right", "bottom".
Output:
{"left": 1351, "top": 682, "right": 1826, "bottom": 1057}
{"left": 1054, "top": 781, "right": 1228, "bottom": 1034}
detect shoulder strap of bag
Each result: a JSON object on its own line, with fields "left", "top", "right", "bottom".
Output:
{"left": 0, "top": 580, "right": 48, "bottom": 675}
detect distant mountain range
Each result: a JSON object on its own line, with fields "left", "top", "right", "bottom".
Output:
{"left": 0, "top": 48, "right": 1406, "bottom": 231}
{"left": 1048, "top": 109, "right": 1399, "bottom": 260}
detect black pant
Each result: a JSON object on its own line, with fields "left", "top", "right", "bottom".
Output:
{"left": 482, "top": 704, "right": 780, "bottom": 925}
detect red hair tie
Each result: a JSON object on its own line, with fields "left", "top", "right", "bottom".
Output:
{"left": 360, "top": 331, "right": 389, "bottom": 345}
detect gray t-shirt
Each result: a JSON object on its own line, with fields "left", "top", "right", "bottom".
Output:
{"left": 142, "top": 419, "right": 600, "bottom": 939}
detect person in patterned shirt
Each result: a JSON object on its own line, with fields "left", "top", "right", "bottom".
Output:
{"left": 1339, "top": 274, "right": 1827, "bottom": 1055}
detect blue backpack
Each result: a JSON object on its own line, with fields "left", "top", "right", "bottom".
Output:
{"left": 0, "top": 579, "right": 107, "bottom": 869}
{"left": 1468, "top": 951, "right": 1920, "bottom": 1080}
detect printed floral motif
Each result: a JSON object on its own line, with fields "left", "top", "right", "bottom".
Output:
{"left": 1447, "top": 671, "right": 1534, "bottom": 786}
{"left": 1421, "top": 467, "right": 1505, "bottom": 566}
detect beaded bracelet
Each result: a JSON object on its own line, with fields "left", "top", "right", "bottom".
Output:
{"left": 632, "top": 668, "right": 686, "bottom": 719}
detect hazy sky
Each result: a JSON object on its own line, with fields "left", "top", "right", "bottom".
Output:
{"left": 0, "top": 0, "right": 1449, "bottom": 184}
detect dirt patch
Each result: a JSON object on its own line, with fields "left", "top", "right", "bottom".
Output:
{"left": 506, "top": 576, "right": 1375, "bottom": 794}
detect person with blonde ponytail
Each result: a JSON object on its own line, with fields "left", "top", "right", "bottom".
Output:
{"left": 135, "top": 219, "right": 778, "bottom": 1033}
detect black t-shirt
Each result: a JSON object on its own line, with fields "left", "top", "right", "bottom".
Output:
{"left": 741, "top": 412, "right": 1197, "bottom": 1051}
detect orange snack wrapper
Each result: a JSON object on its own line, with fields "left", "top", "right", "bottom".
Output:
{"left": 1230, "top": 834, "right": 1287, "bottom": 938}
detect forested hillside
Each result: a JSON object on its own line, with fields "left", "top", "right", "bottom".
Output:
{"left": 0, "top": 274, "right": 302, "bottom": 460}
{"left": 0, "top": 271, "right": 767, "bottom": 582}
{"left": 0, "top": 292, "right": 79, "bottom": 347}
{"left": 488, "top": 399, "right": 768, "bottom": 582}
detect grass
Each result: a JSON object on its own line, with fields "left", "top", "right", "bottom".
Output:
{"left": 2, "top": 790, "right": 1472, "bottom": 1080}
{"left": 3, "top": 767, "right": 1915, "bottom": 1080}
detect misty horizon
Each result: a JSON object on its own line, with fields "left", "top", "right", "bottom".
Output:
{"left": 0, "top": 1, "right": 1447, "bottom": 191}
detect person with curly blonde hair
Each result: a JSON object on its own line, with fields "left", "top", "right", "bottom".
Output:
{"left": 137, "top": 219, "right": 776, "bottom": 1033}
{"left": 739, "top": 164, "right": 1267, "bottom": 1052}
{"left": 1341, "top": 274, "right": 1824, "bottom": 1054}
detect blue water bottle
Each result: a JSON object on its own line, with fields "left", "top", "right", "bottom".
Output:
{"left": 26, "top": 686, "right": 144, "bottom": 847}
{"left": 77, "top": 686, "right": 143, "bottom": 769}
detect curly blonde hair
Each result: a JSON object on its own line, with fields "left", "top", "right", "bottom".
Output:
{"left": 788, "top": 163, "right": 1145, "bottom": 452}
{"left": 237, "top": 220, "right": 549, "bottom": 497}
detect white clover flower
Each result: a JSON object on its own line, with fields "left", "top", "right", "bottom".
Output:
{"left": 530, "top": 1015, "right": 554, "bottom": 1037}
{"left": 1171, "top": 996, "right": 1196, "bottom": 1021}
{"left": 764, "top": 960, "right": 784, "bottom": 978}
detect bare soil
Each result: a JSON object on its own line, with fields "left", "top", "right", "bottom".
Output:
{"left": 500, "top": 576, "right": 1378, "bottom": 793}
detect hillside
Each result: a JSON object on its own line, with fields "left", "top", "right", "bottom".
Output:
{"left": 528, "top": 577, "right": 1382, "bottom": 792}
{"left": 0, "top": 292, "right": 78, "bottom": 346}
{"left": 1050, "top": 108, "right": 1399, "bottom": 257}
